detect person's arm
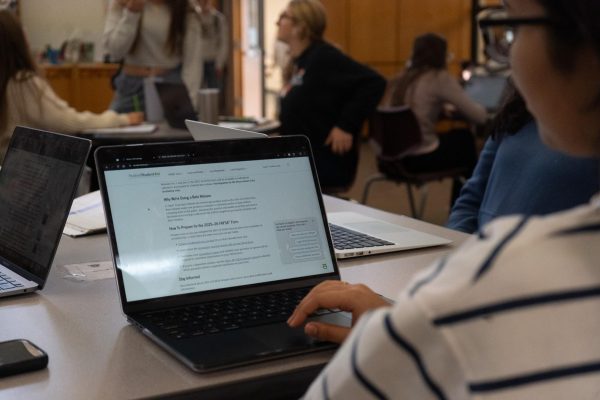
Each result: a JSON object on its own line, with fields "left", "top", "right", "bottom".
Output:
{"left": 20, "top": 77, "right": 131, "bottom": 133}
{"left": 102, "top": 0, "right": 143, "bottom": 62}
{"left": 324, "top": 48, "right": 386, "bottom": 135}
{"left": 181, "top": 11, "right": 203, "bottom": 107}
{"left": 302, "top": 300, "right": 468, "bottom": 399}
{"left": 319, "top": 47, "right": 386, "bottom": 153}
{"left": 447, "top": 137, "right": 499, "bottom": 233}
{"left": 438, "top": 71, "right": 488, "bottom": 125}
{"left": 215, "top": 12, "right": 229, "bottom": 71}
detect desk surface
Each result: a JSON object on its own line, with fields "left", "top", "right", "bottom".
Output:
{"left": 0, "top": 196, "right": 467, "bottom": 399}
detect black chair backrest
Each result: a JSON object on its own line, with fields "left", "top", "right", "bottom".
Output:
{"left": 368, "top": 106, "right": 422, "bottom": 161}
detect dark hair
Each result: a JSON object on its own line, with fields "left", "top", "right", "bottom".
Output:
{"left": 130, "top": 0, "right": 190, "bottom": 56}
{"left": 537, "top": 0, "right": 600, "bottom": 108}
{"left": 390, "top": 33, "right": 447, "bottom": 106}
{"left": 489, "top": 79, "right": 533, "bottom": 141}
{"left": 537, "top": 1, "right": 600, "bottom": 72}
{"left": 0, "top": 10, "right": 39, "bottom": 133}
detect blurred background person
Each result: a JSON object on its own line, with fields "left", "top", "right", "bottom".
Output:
{"left": 384, "top": 33, "right": 488, "bottom": 205}
{"left": 0, "top": 10, "right": 141, "bottom": 163}
{"left": 194, "top": 0, "right": 228, "bottom": 91}
{"left": 277, "top": 0, "right": 386, "bottom": 193}
{"left": 103, "top": 0, "right": 202, "bottom": 113}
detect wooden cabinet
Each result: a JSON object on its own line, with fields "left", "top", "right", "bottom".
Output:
{"left": 41, "top": 63, "right": 120, "bottom": 113}
{"left": 321, "top": 0, "right": 472, "bottom": 78}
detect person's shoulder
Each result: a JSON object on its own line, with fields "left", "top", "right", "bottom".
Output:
{"left": 311, "top": 41, "right": 345, "bottom": 60}
{"left": 432, "top": 69, "right": 458, "bottom": 85}
{"left": 7, "top": 72, "right": 44, "bottom": 91}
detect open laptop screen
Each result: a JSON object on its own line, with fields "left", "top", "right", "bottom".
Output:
{"left": 464, "top": 75, "right": 508, "bottom": 112}
{"left": 97, "top": 137, "right": 337, "bottom": 303}
{"left": 0, "top": 127, "right": 90, "bottom": 286}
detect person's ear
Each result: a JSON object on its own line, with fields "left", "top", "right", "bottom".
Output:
{"left": 292, "top": 23, "right": 306, "bottom": 40}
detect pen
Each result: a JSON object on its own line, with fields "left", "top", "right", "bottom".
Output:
{"left": 132, "top": 94, "right": 141, "bottom": 112}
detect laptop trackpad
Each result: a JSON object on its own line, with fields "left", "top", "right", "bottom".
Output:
{"left": 249, "top": 312, "right": 351, "bottom": 350}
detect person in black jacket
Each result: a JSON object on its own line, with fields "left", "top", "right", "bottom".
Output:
{"left": 276, "top": 0, "right": 386, "bottom": 192}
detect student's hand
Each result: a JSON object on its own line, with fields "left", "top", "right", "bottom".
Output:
{"left": 127, "top": 112, "right": 144, "bottom": 125}
{"left": 287, "top": 280, "right": 390, "bottom": 344}
{"left": 325, "top": 127, "right": 353, "bottom": 155}
{"left": 124, "top": 0, "right": 146, "bottom": 12}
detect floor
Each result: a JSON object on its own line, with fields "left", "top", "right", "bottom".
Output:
{"left": 336, "top": 141, "right": 454, "bottom": 227}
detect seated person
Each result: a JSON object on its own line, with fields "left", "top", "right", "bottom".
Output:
{"left": 277, "top": 0, "right": 386, "bottom": 192}
{"left": 288, "top": 0, "right": 600, "bottom": 397}
{"left": 0, "top": 10, "right": 142, "bottom": 162}
{"left": 448, "top": 85, "right": 599, "bottom": 233}
{"left": 383, "top": 33, "right": 488, "bottom": 204}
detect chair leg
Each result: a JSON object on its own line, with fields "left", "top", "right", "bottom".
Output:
{"left": 361, "top": 174, "right": 386, "bottom": 204}
{"left": 405, "top": 184, "right": 419, "bottom": 219}
{"left": 418, "top": 184, "right": 429, "bottom": 220}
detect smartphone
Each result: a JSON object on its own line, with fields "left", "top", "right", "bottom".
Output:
{"left": 0, "top": 339, "right": 48, "bottom": 378}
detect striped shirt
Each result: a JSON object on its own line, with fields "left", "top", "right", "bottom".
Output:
{"left": 304, "top": 193, "right": 600, "bottom": 399}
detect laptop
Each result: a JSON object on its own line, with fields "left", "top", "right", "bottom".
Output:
{"left": 328, "top": 212, "right": 452, "bottom": 259}
{"left": 154, "top": 81, "right": 198, "bottom": 130}
{"left": 95, "top": 136, "right": 351, "bottom": 372}
{"left": 185, "top": 119, "right": 267, "bottom": 141}
{"left": 464, "top": 74, "right": 508, "bottom": 112}
{"left": 0, "top": 127, "right": 91, "bottom": 298}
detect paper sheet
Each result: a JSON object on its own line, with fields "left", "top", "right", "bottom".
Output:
{"left": 81, "top": 123, "right": 157, "bottom": 135}
{"left": 63, "top": 190, "right": 107, "bottom": 237}
{"left": 63, "top": 261, "right": 114, "bottom": 281}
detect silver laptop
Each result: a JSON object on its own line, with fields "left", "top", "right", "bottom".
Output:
{"left": 94, "top": 135, "right": 350, "bottom": 372}
{"left": 328, "top": 212, "right": 452, "bottom": 259}
{"left": 0, "top": 127, "right": 91, "bottom": 298}
{"left": 185, "top": 119, "right": 266, "bottom": 141}
{"left": 464, "top": 74, "right": 509, "bottom": 112}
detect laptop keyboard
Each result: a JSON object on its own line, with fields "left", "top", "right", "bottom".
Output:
{"left": 0, "top": 271, "right": 23, "bottom": 291}
{"left": 142, "top": 287, "right": 337, "bottom": 340}
{"left": 329, "top": 223, "right": 394, "bottom": 250}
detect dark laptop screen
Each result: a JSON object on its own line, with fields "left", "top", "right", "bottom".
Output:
{"left": 0, "top": 127, "right": 90, "bottom": 285}
{"left": 97, "top": 137, "right": 337, "bottom": 303}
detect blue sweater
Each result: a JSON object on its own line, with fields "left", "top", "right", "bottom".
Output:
{"left": 447, "top": 121, "right": 600, "bottom": 233}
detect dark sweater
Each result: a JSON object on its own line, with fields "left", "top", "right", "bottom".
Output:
{"left": 279, "top": 41, "right": 386, "bottom": 188}
{"left": 447, "top": 121, "right": 600, "bottom": 233}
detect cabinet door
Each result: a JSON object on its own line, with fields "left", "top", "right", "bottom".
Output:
{"left": 43, "top": 65, "right": 73, "bottom": 105}
{"left": 74, "top": 64, "right": 119, "bottom": 113}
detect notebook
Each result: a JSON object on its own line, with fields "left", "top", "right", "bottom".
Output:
{"left": 464, "top": 74, "right": 508, "bottom": 112}
{"left": 94, "top": 135, "right": 350, "bottom": 372}
{"left": 154, "top": 81, "right": 198, "bottom": 130}
{"left": 0, "top": 126, "right": 91, "bottom": 298}
{"left": 327, "top": 212, "right": 452, "bottom": 259}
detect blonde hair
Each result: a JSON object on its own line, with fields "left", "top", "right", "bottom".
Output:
{"left": 288, "top": 0, "right": 327, "bottom": 42}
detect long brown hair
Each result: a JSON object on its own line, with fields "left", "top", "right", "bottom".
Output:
{"left": 125, "top": 0, "right": 191, "bottom": 56}
{"left": 0, "top": 10, "right": 40, "bottom": 133}
{"left": 390, "top": 33, "right": 448, "bottom": 106}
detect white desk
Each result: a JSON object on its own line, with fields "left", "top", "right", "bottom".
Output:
{"left": 0, "top": 196, "right": 467, "bottom": 399}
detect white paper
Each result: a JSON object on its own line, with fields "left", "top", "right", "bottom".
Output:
{"left": 63, "top": 190, "right": 107, "bottom": 237}
{"left": 81, "top": 123, "right": 157, "bottom": 135}
{"left": 63, "top": 261, "right": 114, "bottom": 281}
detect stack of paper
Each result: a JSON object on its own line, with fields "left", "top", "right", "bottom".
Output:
{"left": 63, "top": 190, "right": 107, "bottom": 237}
{"left": 81, "top": 123, "right": 157, "bottom": 135}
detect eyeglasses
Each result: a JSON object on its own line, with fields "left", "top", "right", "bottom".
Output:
{"left": 478, "top": 10, "right": 551, "bottom": 64}
{"left": 278, "top": 12, "right": 295, "bottom": 23}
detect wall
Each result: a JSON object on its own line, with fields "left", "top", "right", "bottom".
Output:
{"left": 20, "top": 0, "right": 109, "bottom": 61}
{"left": 320, "top": 0, "right": 472, "bottom": 78}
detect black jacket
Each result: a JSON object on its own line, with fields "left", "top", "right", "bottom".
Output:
{"left": 279, "top": 41, "right": 386, "bottom": 188}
